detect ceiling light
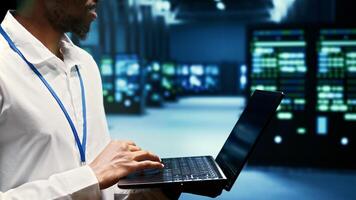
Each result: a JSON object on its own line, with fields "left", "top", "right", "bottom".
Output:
{"left": 341, "top": 137, "right": 349, "bottom": 146}
{"left": 274, "top": 135, "right": 283, "bottom": 144}
{"left": 270, "top": 0, "right": 296, "bottom": 22}
{"left": 216, "top": 2, "right": 226, "bottom": 11}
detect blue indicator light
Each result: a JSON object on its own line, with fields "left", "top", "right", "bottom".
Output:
{"left": 316, "top": 116, "right": 328, "bottom": 135}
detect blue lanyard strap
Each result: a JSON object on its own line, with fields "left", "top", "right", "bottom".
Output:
{"left": 0, "top": 26, "right": 87, "bottom": 164}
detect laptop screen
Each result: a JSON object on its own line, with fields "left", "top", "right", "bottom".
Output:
{"left": 216, "top": 90, "right": 283, "bottom": 191}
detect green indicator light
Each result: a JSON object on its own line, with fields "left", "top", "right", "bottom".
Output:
{"left": 322, "top": 86, "right": 331, "bottom": 92}
{"left": 336, "top": 87, "right": 344, "bottom": 91}
{"left": 101, "top": 58, "right": 113, "bottom": 65}
{"left": 330, "top": 105, "right": 348, "bottom": 112}
{"left": 297, "top": 66, "right": 307, "bottom": 73}
{"left": 346, "top": 52, "right": 356, "bottom": 58}
{"left": 294, "top": 99, "right": 306, "bottom": 104}
{"left": 253, "top": 85, "right": 277, "bottom": 91}
{"left": 344, "top": 113, "right": 356, "bottom": 121}
{"left": 348, "top": 67, "right": 356, "bottom": 72}
{"left": 297, "top": 128, "right": 306, "bottom": 135}
{"left": 333, "top": 100, "right": 343, "bottom": 104}
{"left": 277, "top": 112, "right": 293, "bottom": 120}
{"left": 318, "top": 105, "right": 329, "bottom": 112}
{"left": 321, "top": 41, "right": 356, "bottom": 46}
{"left": 108, "top": 96, "right": 114, "bottom": 103}
{"left": 254, "top": 41, "right": 306, "bottom": 47}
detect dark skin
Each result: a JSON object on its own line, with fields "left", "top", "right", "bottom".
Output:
{"left": 14, "top": 0, "right": 224, "bottom": 198}
{"left": 15, "top": 0, "right": 164, "bottom": 190}
{"left": 16, "top": 0, "right": 64, "bottom": 59}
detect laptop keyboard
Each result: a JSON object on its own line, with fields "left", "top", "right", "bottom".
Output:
{"left": 161, "top": 156, "right": 220, "bottom": 182}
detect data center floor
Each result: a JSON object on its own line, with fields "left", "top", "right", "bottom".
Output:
{"left": 108, "top": 97, "right": 356, "bottom": 200}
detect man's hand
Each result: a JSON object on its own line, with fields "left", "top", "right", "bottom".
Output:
{"left": 89, "top": 140, "right": 164, "bottom": 189}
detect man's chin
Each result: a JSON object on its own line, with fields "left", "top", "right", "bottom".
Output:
{"left": 71, "top": 25, "right": 90, "bottom": 40}
{"left": 75, "top": 32, "right": 89, "bottom": 40}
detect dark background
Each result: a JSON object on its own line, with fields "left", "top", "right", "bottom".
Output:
{"left": 2, "top": 0, "right": 356, "bottom": 169}
{"left": 3, "top": 0, "right": 353, "bottom": 65}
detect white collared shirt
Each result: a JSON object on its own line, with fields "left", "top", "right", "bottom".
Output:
{"left": 0, "top": 11, "right": 169, "bottom": 200}
{"left": 0, "top": 11, "right": 112, "bottom": 199}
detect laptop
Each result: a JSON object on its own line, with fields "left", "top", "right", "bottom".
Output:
{"left": 118, "top": 90, "right": 284, "bottom": 191}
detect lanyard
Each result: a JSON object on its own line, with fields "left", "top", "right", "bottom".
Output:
{"left": 0, "top": 26, "right": 87, "bottom": 165}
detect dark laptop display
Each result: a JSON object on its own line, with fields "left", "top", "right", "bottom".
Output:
{"left": 216, "top": 90, "right": 283, "bottom": 190}
{"left": 118, "top": 90, "right": 284, "bottom": 190}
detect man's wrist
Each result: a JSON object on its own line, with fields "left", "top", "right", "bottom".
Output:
{"left": 59, "top": 165, "right": 101, "bottom": 198}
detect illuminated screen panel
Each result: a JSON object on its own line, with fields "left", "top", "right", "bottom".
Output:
{"left": 115, "top": 55, "right": 131, "bottom": 98}
{"left": 177, "top": 64, "right": 220, "bottom": 94}
{"left": 162, "top": 63, "right": 175, "bottom": 76}
{"left": 113, "top": 54, "right": 143, "bottom": 114}
{"left": 99, "top": 56, "right": 114, "bottom": 104}
{"left": 161, "top": 63, "right": 175, "bottom": 94}
{"left": 188, "top": 64, "right": 205, "bottom": 92}
{"left": 317, "top": 29, "right": 356, "bottom": 144}
{"left": 250, "top": 29, "right": 308, "bottom": 136}
{"left": 205, "top": 65, "right": 220, "bottom": 92}
{"left": 145, "top": 62, "right": 163, "bottom": 106}
{"left": 161, "top": 62, "right": 177, "bottom": 101}
{"left": 176, "top": 64, "right": 190, "bottom": 94}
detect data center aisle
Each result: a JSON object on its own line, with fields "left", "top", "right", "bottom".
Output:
{"left": 108, "top": 97, "right": 356, "bottom": 200}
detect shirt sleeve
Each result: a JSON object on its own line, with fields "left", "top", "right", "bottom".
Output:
{"left": 0, "top": 73, "right": 9, "bottom": 117}
{"left": 0, "top": 166, "right": 101, "bottom": 200}
{"left": 0, "top": 77, "right": 4, "bottom": 116}
{"left": 0, "top": 90, "right": 3, "bottom": 116}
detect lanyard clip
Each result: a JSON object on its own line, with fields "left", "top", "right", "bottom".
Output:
{"left": 81, "top": 161, "right": 86, "bottom": 166}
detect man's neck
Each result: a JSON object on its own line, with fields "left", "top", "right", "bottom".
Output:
{"left": 14, "top": 6, "right": 64, "bottom": 60}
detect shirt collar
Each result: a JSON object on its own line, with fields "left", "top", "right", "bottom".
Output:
{"left": 60, "top": 34, "right": 83, "bottom": 71}
{"left": 1, "top": 10, "right": 82, "bottom": 69}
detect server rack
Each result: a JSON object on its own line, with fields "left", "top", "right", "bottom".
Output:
{"left": 99, "top": 55, "right": 115, "bottom": 112}
{"left": 145, "top": 61, "right": 164, "bottom": 107}
{"left": 113, "top": 54, "right": 145, "bottom": 114}
{"left": 188, "top": 64, "right": 205, "bottom": 94}
{"left": 248, "top": 25, "right": 356, "bottom": 169}
{"left": 161, "top": 62, "right": 178, "bottom": 101}
{"left": 204, "top": 64, "right": 221, "bottom": 94}
{"left": 176, "top": 64, "right": 191, "bottom": 96}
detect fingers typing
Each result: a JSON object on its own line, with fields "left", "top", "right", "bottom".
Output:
{"left": 132, "top": 150, "right": 161, "bottom": 162}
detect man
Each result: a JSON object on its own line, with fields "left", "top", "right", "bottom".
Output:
{"left": 0, "top": 0, "right": 175, "bottom": 199}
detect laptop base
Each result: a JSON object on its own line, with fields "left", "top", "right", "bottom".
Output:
{"left": 118, "top": 156, "right": 228, "bottom": 189}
